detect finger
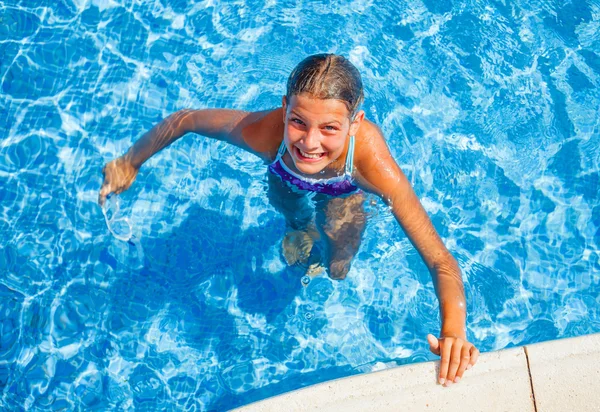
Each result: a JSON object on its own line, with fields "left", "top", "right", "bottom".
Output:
{"left": 98, "top": 182, "right": 112, "bottom": 206}
{"left": 446, "top": 340, "right": 463, "bottom": 383}
{"left": 438, "top": 338, "right": 453, "bottom": 385}
{"left": 468, "top": 346, "right": 480, "bottom": 369}
{"left": 427, "top": 334, "right": 440, "bottom": 355}
{"left": 454, "top": 344, "right": 471, "bottom": 382}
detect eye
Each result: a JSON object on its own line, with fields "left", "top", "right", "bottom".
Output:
{"left": 290, "top": 117, "right": 304, "bottom": 125}
{"left": 324, "top": 125, "right": 338, "bottom": 131}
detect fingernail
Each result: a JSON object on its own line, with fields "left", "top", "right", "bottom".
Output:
{"left": 467, "top": 364, "right": 472, "bottom": 370}
{"left": 439, "top": 378, "right": 445, "bottom": 385}
{"left": 445, "top": 381, "right": 453, "bottom": 387}
{"left": 454, "top": 377, "right": 461, "bottom": 383}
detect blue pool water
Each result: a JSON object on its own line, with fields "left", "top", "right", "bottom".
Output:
{"left": 1, "top": 0, "right": 599, "bottom": 409}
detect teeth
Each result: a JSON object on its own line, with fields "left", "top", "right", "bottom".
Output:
{"left": 299, "top": 149, "right": 323, "bottom": 159}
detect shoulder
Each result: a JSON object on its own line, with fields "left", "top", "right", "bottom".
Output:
{"left": 239, "top": 107, "right": 284, "bottom": 159}
{"left": 354, "top": 119, "right": 397, "bottom": 172}
{"left": 355, "top": 119, "right": 385, "bottom": 148}
{"left": 353, "top": 118, "right": 405, "bottom": 195}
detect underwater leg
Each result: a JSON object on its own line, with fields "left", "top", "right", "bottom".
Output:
{"left": 316, "top": 192, "right": 366, "bottom": 280}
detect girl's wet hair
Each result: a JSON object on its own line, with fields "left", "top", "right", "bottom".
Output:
{"left": 286, "top": 54, "right": 364, "bottom": 117}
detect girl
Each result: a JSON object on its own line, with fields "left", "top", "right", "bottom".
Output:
{"left": 99, "top": 54, "right": 479, "bottom": 386}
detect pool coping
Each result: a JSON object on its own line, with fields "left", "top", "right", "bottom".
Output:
{"left": 234, "top": 333, "right": 600, "bottom": 412}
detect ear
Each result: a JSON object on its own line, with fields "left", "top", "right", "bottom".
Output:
{"left": 282, "top": 95, "right": 287, "bottom": 123}
{"left": 349, "top": 110, "right": 365, "bottom": 136}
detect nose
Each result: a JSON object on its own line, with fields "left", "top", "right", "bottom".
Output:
{"left": 301, "top": 128, "right": 320, "bottom": 150}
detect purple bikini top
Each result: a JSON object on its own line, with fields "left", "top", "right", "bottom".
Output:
{"left": 268, "top": 136, "right": 360, "bottom": 196}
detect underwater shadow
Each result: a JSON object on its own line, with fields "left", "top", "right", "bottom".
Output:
{"left": 102, "top": 201, "right": 306, "bottom": 368}
{"left": 141, "top": 203, "right": 303, "bottom": 320}
{"left": 128, "top": 200, "right": 300, "bottom": 299}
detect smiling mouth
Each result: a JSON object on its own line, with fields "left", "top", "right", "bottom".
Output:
{"left": 296, "top": 147, "right": 326, "bottom": 160}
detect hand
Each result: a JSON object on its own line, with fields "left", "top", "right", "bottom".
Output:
{"left": 427, "top": 333, "right": 479, "bottom": 387}
{"left": 98, "top": 156, "right": 139, "bottom": 206}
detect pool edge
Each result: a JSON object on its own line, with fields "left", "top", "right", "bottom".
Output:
{"left": 234, "top": 333, "right": 600, "bottom": 412}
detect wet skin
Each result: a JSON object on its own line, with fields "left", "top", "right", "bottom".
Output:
{"left": 99, "top": 93, "right": 480, "bottom": 385}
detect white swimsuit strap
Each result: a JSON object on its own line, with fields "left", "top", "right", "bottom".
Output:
{"left": 275, "top": 139, "right": 287, "bottom": 159}
{"left": 345, "top": 135, "right": 355, "bottom": 175}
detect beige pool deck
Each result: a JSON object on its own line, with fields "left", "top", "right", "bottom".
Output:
{"left": 236, "top": 333, "right": 600, "bottom": 412}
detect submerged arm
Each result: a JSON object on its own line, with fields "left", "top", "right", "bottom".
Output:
{"left": 99, "top": 109, "right": 266, "bottom": 205}
{"left": 125, "top": 109, "right": 250, "bottom": 169}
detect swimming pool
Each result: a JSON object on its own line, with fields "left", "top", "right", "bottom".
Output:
{"left": 1, "top": 0, "right": 599, "bottom": 409}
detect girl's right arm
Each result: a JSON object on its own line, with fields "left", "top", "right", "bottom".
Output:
{"left": 354, "top": 121, "right": 479, "bottom": 386}
{"left": 98, "top": 109, "right": 272, "bottom": 205}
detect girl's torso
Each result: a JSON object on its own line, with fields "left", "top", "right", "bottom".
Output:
{"left": 268, "top": 136, "right": 359, "bottom": 196}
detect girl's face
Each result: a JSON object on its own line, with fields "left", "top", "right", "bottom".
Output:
{"left": 282, "top": 93, "right": 364, "bottom": 175}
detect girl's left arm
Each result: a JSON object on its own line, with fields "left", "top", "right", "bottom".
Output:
{"left": 354, "top": 123, "right": 479, "bottom": 386}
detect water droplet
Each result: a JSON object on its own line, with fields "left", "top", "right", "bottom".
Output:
{"left": 301, "top": 276, "right": 311, "bottom": 286}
